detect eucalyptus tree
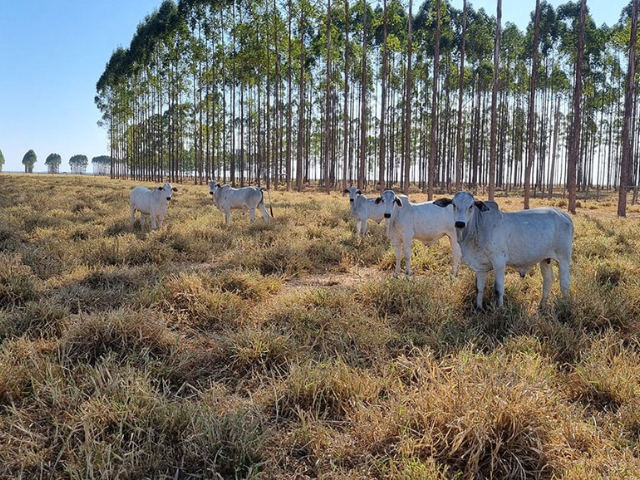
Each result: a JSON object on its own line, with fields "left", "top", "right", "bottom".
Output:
{"left": 463, "top": 7, "right": 494, "bottom": 190}
{"left": 92, "top": 155, "right": 111, "bottom": 175}
{"left": 618, "top": 0, "right": 638, "bottom": 216}
{"left": 22, "top": 149, "right": 37, "bottom": 173}
{"left": 376, "top": 0, "right": 389, "bottom": 191}
{"left": 403, "top": 0, "right": 414, "bottom": 193}
{"left": 69, "top": 154, "right": 89, "bottom": 174}
{"left": 566, "top": 0, "right": 587, "bottom": 214}
{"left": 427, "top": 0, "right": 441, "bottom": 199}
{"left": 45, "top": 153, "right": 62, "bottom": 174}
{"left": 488, "top": 0, "right": 501, "bottom": 201}
{"left": 296, "top": 0, "right": 317, "bottom": 190}
{"left": 524, "top": 0, "right": 541, "bottom": 209}
{"left": 0, "top": 147, "right": 4, "bottom": 172}
{"left": 96, "top": 47, "right": 131, "bottom": 179}
{"left": 356, "top": 0, "right": 371, "bottom": 190}
{"left": 411, "top": 0, "right": 454, "bottom": 193}
{"left": 454, "top": 0, "right": 466, "bottom": 192}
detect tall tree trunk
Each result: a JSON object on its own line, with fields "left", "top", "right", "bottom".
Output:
{"left": 286, "top": 0, "right": 293, "bottom": 191}
{"left": 619, "top": 0, "right": 638, "bottom": 216}
{"left": 342, "top": 0, "right": 350, "bottom": 191}
{"left": 324, "top": 0, "right": 333, "bottom": 194}
{"left": 488, "top": 0, "right": 501, "bottom": 201}
{"left": 548, "top": 93, "right": 560, "bottom": 199}
{"left": 378, "top": 0, "right": 389, "bottom": 192}
{"left": 296, "top": 7, "right": 306, "bottom": 192}
{"left": 455, "top": 0, "right": 467, "bottom": 192}
{"left": 358, "top": 0, "right": 368, "bottom": 191}
{"left": 524, "top": 0, "right": 540, "bottom": 208}
{"left": 403, "top": 0, "right": 413, "bottom": 194}
{"left": 568, "top": 0, "right": 586, "bottom": 214}
{"left": 427, "top": 0, "right": 441, "bottom": 199}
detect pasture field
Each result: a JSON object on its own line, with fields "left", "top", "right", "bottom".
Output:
{"left": 0, "top": 174, "right": 640, "bottom": 479}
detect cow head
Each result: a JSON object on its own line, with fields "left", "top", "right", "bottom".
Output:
{"left": 374, "top": 189, "right": 402, "bottom": 218}
{"left": 344, "top": 186, "right": 361, "bottom": 203}
{"left": 434, "top": 191, "right": 488, "bottom": 229}
{"left": 159, "top": 183, "right": 177, "bottom": 201}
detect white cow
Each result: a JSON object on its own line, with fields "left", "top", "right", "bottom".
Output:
{"left": 374, "top": 189, "right": 461, "bottom": 278}
{"left": 209, "top": 180, "right": 272, "bottom": 226}
{"left": 434, "top": 191, "right": 573, "bottom": 309}
{"left": 343, "top": 186, "right": 386, "bottom": 237}
{"left": 129, "top": 183, "right": 178, "bottom": 230}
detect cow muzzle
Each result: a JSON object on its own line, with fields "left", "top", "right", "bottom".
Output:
{"left": 384, "top": 213, "right": 391, "bottom": 219}
{"left": 454, "top": 221, "right": 466, "bottom": 229}
{"left": 166, "top": 197, "right": 172, "bottom": 201}
{"left": 349, "top": 199, "right": 354, "bottom": 203}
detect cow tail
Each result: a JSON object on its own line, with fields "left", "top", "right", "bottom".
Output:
{"left": 261, "top": 187, "right": 274, "bottom": 218}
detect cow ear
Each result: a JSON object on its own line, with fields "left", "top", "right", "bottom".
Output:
{"left": 475, "top": 200, "right": 489, "bottom": 212}
{"left": 433, "top": 198, "right": 452, "bottom": 208}
{"left": 172, "top": 187, "right": 178, "bottom": 192}
{"left": 356, "top": 189, "right": 362, "bottom": 195}
{"left": 343, "top": 189, "right": 349, "bottom": 194}
{"left": 374, "top": 197, "right": 382, "bottom": 204}
{"left": 394, "top": 198, "right": 403, "bottom": 207}
{"left": 157, "top": 186, "right": 164, "bottom": 190}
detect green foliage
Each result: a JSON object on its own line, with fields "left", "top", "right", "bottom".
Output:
{"left": 0, "top": 147, "right": 4, "bottom": 171}
{"left": 45, "top": 153, "right": 62, "bottom": 174}
{"left": 21, "top": 149, "right": 36, "bottom": 172}
{"left": 69, "top": 154, "right": 89, "bottom": 174}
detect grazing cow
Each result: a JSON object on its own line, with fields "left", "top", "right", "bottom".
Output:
{"left": 374, "top": 189, "right": 461, "bottom": 278}
{"left": 209, "top": 180, "right": 273, "bottom": 226}
{"left": 434, "top": 191, "right": 573, "bottom": 308}
{"left": 130, "top": 183, "right": 178, "bottom": 230}
{"left": 343, "top": 186, "right": 386, "bottom": 237}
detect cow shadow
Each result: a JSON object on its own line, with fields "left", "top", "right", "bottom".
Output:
{"left": 384, "top": 270, "right": 570, "bottom": 358}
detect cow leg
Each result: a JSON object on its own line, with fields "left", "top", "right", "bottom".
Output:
{"left": 539, "top": 260, "right": 554, "bottom": 307}
{"left": 493, "top": 266, "right": 506, "bottom": 307}
{"left": 249, "top": 207, "right": 256, "bottom": 223}
{"left": 156, "top": 215, "right": 163, "bottom": 229}
{"left": 361, "top": 218, "right": 368, "bottom": 236}
{"left": 130, "top": 208, "right": 136, "bottom": 229}
{"left": 355, "top": 219, "right": 363, "bottom": 237}
{"left": 259, "top": 204, "right": 270, "bottom": 223}
{"left": 449, "top": 234, "right": 461, "bottom": 277}
{"left": 393, "top": 242, "right": 403, "bottom": 278}
{"left": 403, "top": 241, "right": 412, "bottom": 277}
{"left": 558, "top": 259, "right": 571, "bottom": 297}
{"left": 225, "top": 209, "right": 231, "bottom": 227}
{"left": 475, "top": 271, "right": 487, "bottom": 309}
{"left": 150, "top": 214, "right": 157, "bottom": 230}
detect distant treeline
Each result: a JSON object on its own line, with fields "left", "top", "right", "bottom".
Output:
{"left": 95, "top": 0, "right": 640, "bottom": 205}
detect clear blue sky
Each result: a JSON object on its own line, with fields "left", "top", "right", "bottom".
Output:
{"left": 0, "top": 0, "right": 628, "bottom": 173}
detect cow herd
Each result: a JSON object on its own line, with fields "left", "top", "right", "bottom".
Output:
{"left": 128, "top": 181, "right": 574, "bottom": 309}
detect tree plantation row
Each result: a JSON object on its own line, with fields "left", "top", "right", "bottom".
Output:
{"left": 14, "top": 151, "right": 111, "bottom": 175}
{"left": 96, "top": 0, "right": 640, "bottom": 213}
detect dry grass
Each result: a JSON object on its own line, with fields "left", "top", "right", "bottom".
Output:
{"left": 0, "top": 174, "right": 639, "bottom": 479}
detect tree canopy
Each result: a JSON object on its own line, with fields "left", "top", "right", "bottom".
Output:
{"left": 94, "top": 0, "right": 640, "bottom": 207}
{"left": 45, "top": 153, "right": 62, "bottom": 174}
{"left": 69, "top": 154, "right": 89, "bottom": 174}
{"left": 92, "top": 155, "right": 111, "bottom": 175}
{"left": 22, "top": 150, "right": 37, "bottom": 173}
{"left": 0, "top": 147, "right": 5, "bottom": 172}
